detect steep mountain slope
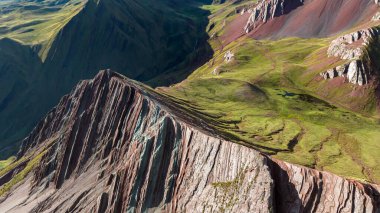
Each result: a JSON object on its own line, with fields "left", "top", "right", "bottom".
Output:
{"left": 161, "top": 0, "right": 380, "bottom": 184}
{"left": 0, "top": 0, "right": 212, "bottom": 158}
{"left": 1, "top": 0, "right": 380, "bottom": 211}
{"left": 0, "top": 0, "right": 85, "bottom": 50}
{"left": 214, "top": 0, "right": 379, "bottom": 44}
{"left": 0, "top": 70, "right": 379, "bottom": 212}
{"left": 244, "top": 0, "right": 379, "bottom": 39}
{"left": 0, "top": 38, "right": 42, "bottom": 155}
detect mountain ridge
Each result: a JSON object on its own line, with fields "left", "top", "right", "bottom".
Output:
{"left": 0, "top": 0, "right": 213, "bottom": 158}
{"left": 1, "top": 0, "right": 380, "bottom": 211}
{"left": 0, "top": 70, "right": 379, "bottom": 212}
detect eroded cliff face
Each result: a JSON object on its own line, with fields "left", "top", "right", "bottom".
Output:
{"left": 0, "top": 70, "right": 379, "bottom": 212}
{"left": 320, "top": 27, "right": 380, "bottom": 85}
{"left": 240, "top": 0, "right": 379, "bottom": 39}
{"left": 243, "top": 0, "right": 304, "bottom": 33}
{"left": 327, "top": 28, "right": 380, "bottom": 60}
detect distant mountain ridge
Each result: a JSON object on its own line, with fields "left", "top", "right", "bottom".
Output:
{"left": 0, "top": 0, "right": 212, "bottom": 157}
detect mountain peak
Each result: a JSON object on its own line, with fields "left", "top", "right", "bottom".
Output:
{"left": 1, "top": 70, "right": 379, "bottom": 212}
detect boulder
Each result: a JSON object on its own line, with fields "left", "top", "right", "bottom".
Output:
{"left": 224, "top": 50, "right": 234, "bottom": 62}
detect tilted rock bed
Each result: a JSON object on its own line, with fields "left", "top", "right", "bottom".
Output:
{"left": 0, "top": 70, "right": 379, "bottom": 212}
{"left": 321, "top": 27, "right": 379, "bottom": 85}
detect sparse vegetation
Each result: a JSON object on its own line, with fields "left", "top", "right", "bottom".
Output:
{"left": 0, "top": 156, "right": 16, "bottom": 170}
{"left": 0, "top": 150, "right": 46, "bottom": 197}
{"left": 211, "top": 168, "right": 246, "bottom": 212}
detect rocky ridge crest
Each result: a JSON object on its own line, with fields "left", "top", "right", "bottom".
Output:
{"left": 320, "top": 28, "right": 379, "bottom": 85}
{"left": 243, "top": 0, "right": 304, "bottom": 33}
{"left": 0, "top": 70, "right": 379, "bottom": 212}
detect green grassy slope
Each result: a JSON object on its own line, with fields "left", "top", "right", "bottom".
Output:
{"left": 161, "top": 2, "right": 380, "bottom": 183}
{"left": 0, "top": 0, "right": 86, "bottom": 58}
{"left": 0, "top": 0, "right": 213, "bottom": 158}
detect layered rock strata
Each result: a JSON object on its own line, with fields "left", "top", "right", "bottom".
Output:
{"left": 321, "top": 28, "right": 379, "bottom": 85}
{"left": 0, "top": 70, "right": 379, "bottom": 212}
{"left": 320, "top": 60, "right": 370, "bottom": 85}
{"left": 327, "top": 28, "right": 379, "bottom": 60}
{"left": 244, "top": 0, "right": 304, "bottom": 33}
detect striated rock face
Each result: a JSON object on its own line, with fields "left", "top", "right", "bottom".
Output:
{"left": 320, "top": 60, "right": 370, "bottom": 85}
{"left": 240, "top": 0, "right": 379, "bottom": 39}
{"left": 1, "top": 70, "right": 380, "bottom": 212}
{"left": 327, "top": 28, "right": 379, "bottom": 60}
{"left": 244, "top": 0, "right": 304, "bottom": 33}
{"left": 321, "top": 28, "right": 379, "bottom": 85}
{"left": 273, "top": 160, "right": 380, "bottom": 212}
{"left": 347, "top": 60, "right": 369, "bottom": 85}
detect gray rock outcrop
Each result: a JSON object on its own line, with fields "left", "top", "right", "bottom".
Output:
{"left": 224, "top": 50, "right": 234, "bottom": 62}
{"left": 320, "top": 60, "right": 369, "bottom": 85}
{"left": 244, "top": 0, "right": 304, "bottom": 33}
{"left": 327, "top": 28, "right": 379, "bottom": 60}
{"left": 321, "top": 27, "right": 379, "bottom": 85}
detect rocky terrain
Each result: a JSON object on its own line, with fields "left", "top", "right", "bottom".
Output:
{"left": 1, "top": 0, "right": 380, "bottom": 212}
{"left": 233, "top": 0, "right": 379, "bottom": 39}
{"left": 320, "top": 27, "right": 379, "bottom": 85}
{"left": 0, "top": 70, "right": 379, "bottom": 212}
{"left": 327, "top": 28, "right": 379, "bottom": 60}
{"left": 0, "top": 0, "right": 212, "bottom": 158}
{"left": 243, "top": 0, "right": 304, "bottom": 33}
{"left": 320, "top": 60, "right": 370, "bottom": 85}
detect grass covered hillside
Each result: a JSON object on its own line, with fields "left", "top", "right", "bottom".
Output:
{"left": 161, "top": 1, "right": 380, "bottom": 183}
{"left": 0, "top": 0, "right": 213, "bottom": 159}
{"left": 0, "top": 0, "right": 86, "bottom": 59}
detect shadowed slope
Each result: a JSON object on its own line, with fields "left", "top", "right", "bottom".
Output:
{"left": 0, "top": 0, "right": 213, "bottom": 158}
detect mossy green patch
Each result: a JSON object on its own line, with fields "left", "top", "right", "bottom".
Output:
{"left": 0, "top": 156, "right": 16, "bottom": 171}
{"left": 0, "top": 150, "right": 46, "bottom": 197}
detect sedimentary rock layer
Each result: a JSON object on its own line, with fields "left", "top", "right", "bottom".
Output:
{"left": 328, "top": 28, "right": 379, "bottom": 60}
{"left": 244, "top": 0, "right": 304, "bottom": 33}
{"left": 320, "top": 60, "right": 370, "bottom": 85}
{"left": 320, "top": 27, "right": 379, "bottom": 85}
{"left": 0, "top": 70, "right": 379, "bottom": 212}
{"left": 241, "top": 0, "right": 379, "bottom": 39}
